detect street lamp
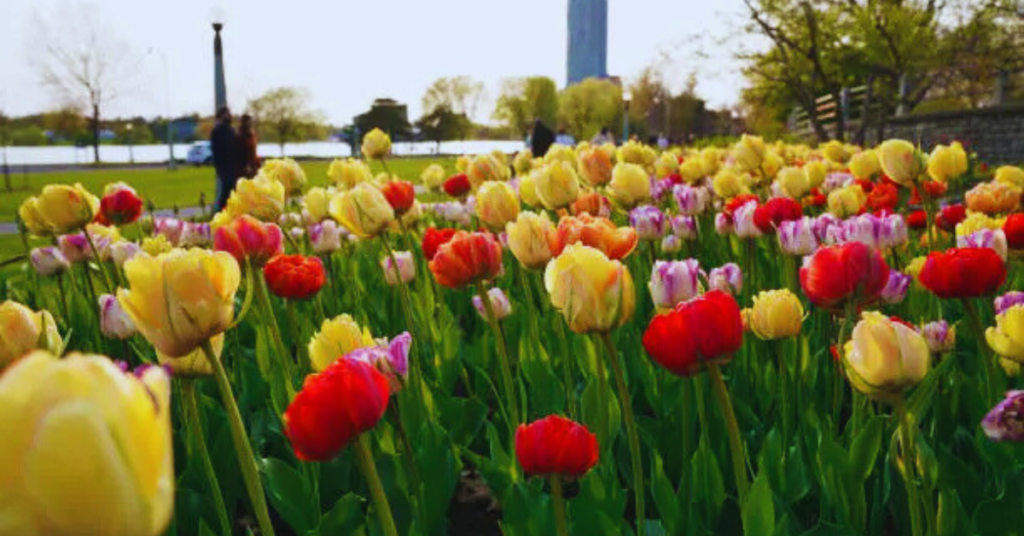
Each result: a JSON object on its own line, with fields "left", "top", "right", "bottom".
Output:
{"left": 622, "top": 89, "right": 632, "bottom": 145}
{"left": 211, "top": 7, "right": 228, "bottom": 113}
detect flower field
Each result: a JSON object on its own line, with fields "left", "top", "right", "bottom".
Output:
{"left": 1, "top": 130, "right": 1022, "bottom": 536}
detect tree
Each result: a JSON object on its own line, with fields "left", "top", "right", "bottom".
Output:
{"left": 422, "top": 76, "right": 485, "bottom": 120}
{"left": 247, "top": 87, "right": 325, "bottom": 153}
{"left": 492, "top": 76, "right": 560, "bottom": 136}
{"left": 415, "top": 105, "right": 472, "bottom": 150}
{"left": 28, "top": 3, "right": 139, "bottom": 163}
{"left": 41, "top": 107, "right": 87, "bottom": 142}
{"left": 353, "top": 99, "right": 412, "bottom": 142}
{"left": 557, "top": 78, "right": 623, "bottom": 141}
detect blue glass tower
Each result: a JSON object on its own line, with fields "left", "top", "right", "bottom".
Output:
{"left": 567, "top": 0, "right": 608, "bottom": 86}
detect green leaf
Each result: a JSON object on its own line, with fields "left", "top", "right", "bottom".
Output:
{"left": 415, "top": 421, "right": 461, "bottom": 530}
{"left": 650, "top": 451, "right": 681, "bottom": 535}
{"left": 198, "top": 521, "right": 217, "bottom": 536}
{"left": 259, "top": 457, "right": 319, "bottom": 535}
{"left": 937, "top": 489, "right": 973, "bottom": 536}
{"left": 742, "top": 471, "right": 775, "bottom": 536}
{"left": 312, "top": 493, "right": 365, "bottom": 536}
{"left": 849, "top": 416, "right": 885, "bottom": 483}
{"left": 691, "top": 445, "right": 726, "bottom": 514}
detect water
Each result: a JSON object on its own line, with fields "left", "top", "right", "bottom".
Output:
{"left": 1, "top": 140, "right": 527, "bottom": 166}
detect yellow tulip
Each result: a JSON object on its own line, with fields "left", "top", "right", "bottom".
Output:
{"left": 308, "top": 314, "right": 374, "bottom": 371}
{"left": 986, "top": 305, "right": 1024, "bottom": 363}
{"left": 140, "top": 235, "right": 173, "bottom": 257}
{"left": 518, "top": 170, "right": 542, "bottom": 207}
{"left": 456, "top": 155, "right": 471, "bottom": 173}
{"left": 224, "top": 173, "right": 285, "bottom": 221}
{"left": 577, "top": 146, "right": 613, "bottom": 186}
{"left": 994, "top": 165, "right": 1024, "bottom": 189}
{"left": 0, "top": 300, "right": 61, "bottom": 369}
{"left": 544, "top": 243, "right": 635, "bottom": 333}
{"left": 329, "top": 183, "right": 395, "bottom": 238}
{"left": 327, "top": 158, "right": 373, "bottom": 189}
{"left": 491, "top": 149, "right": 509, "bottom": 167}
{"left": 513, "top": 149, "right": 534, "bottom": 176}
{"left": 475, "top": 181, "right": 520, "bottom": 230}
{"left": 22, "top": 183, "right": 100, "bottom": 235}
{"left": 713, "top": 168, "right": 747, "bottom": 199}
{"left": 700, "top": 147, "right": 723, "bottom": 176}
{"left": 506, "top": 211, "right": 554, "bottom": 270}
{"left": 544, "top": 144, "right": 577, "bottom": 167}
{"left": 0, "top": 351, "right": 173, "bottom": 536}
{"left": 877, "top": 139, "right": 925, "bottom": 186}
{"left": 259, "top": 158, "right": 307, "bottom": 194}
{"left": 303, "top": 186, "right": 332, "bottom": 223}
{"left": 820, "top": 140, "right": 849, "bottom": 163}
{"left": 965, "top": 180, "right": 1020, "bottom": 215}
{"left": 609, "top": 163, "right": 651, "bottom": 209}
{"left": 956, "top": 212, "right": 1006, "bottom": 237}
{"left": 655, "top": 152, "right": 680, "bottom": 179}
{"left": 18, "top": 197, "right": 51, "bottom": 236}
{"left": 842, "top": 311, "right": 930, "bottom": 402}
{"left": 927, "top": 144, "right": 966, "bottom": 183}
{"left": 361, "top": 128, "right": 392, "bottom": 160}
{"left": 848, "top": 150, "right": 880, "bottom": 180}
{"left": 155, "top": 333, "right": 223, "bottom": 377}
{"left": 467, "top": 153, "right": 509, "bottom": 189}
{"left": 118, "top": 248, "right": 240, "bottom": 358}
{"left": 827, "top": 184, "right": 867, "bottom": 218}
{"left": 804, "top": 160, "right": 827, "bottom": 189}
{"left": 732, "top": 134, "right": 766, "bottom": 173}
{"left": 535, "top": 161, "right": 581, "bottom": 210}
{"left": 421, "top": 163, "right": 447, "bottom": 190}
{"left": 617, "top": 140, "right": 656, "bottom": 170}
{"left": 679, "top": 159, "right": 704, "bottom": 184}
{"left": 749, "top": 289, "right": 804, "bottom": 340}
{"left": 760, "top": 151, "right": 784, "bottom": 181}
{"left": 775, "top": 166, "right": 811, "bottom": 199}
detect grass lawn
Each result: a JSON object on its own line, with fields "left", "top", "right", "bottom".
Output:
{"left": 0, "top": 156, "right": 456, "bottom": 258}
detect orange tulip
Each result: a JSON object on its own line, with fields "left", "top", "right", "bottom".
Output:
{"left": 548, "top": 213, "right": 638, "bottom": 261}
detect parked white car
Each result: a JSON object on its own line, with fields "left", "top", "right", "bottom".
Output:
{"left": 186, "top": 141, "right": 213, "bottom": 165}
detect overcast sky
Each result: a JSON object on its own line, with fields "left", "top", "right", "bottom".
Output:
{"left": 0, "top": 0, "right": 755, "bottom": 125}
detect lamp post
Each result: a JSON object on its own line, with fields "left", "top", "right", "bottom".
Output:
{"left": 211, "top": 8, "right": 228, "bottom": 113}
{"left": 126, "top": 123, "right": 134, "bottom": 164}
{"left": 622, "top": 90, "right": 632, "bottom": 145}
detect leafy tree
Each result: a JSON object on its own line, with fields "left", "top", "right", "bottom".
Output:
{"left": 492, "top": 76, "right": 559, "bottom": 136}
{"left": 354, "top": 99, "right": 412, "bottom": 142}
{"left": 422, "top": 76, "right": 485, "bottom": 120}
{"left": 557, "top": 78, "right": 623, "bottom": 141}
{"left": 416, "top": 105, "right": 472, "bottom": 149}
{"left": 41, "top": 107, "right": 86, "bottom": 142}
{"left": 248, "top": 87, "right": 325, "bottom": 152}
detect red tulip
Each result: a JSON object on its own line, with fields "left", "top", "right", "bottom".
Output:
{"left": 724, "top": 194, "right": 760, "bottom": 218}
{"left": 799, "top": 242, "right": 890, "bottom": 311}
{"left": 909, "top": 181, "right": 948, "bottom": 204}
{"left": 854, "top": 178, "right": 875, "bottom": 194}
{"left": 443, "top": 174, "right": 472, "bottom": 197}
{"left": 918, "top": 247, "right": 1006, "bottom": 299}
{"left": 515, "top": 415, "right": 598, "bottom": 478}
{"left": 264, "top": 254, "right": 326, "bottom": 300}
{"left": 935, "top": 204, "right": 966, "bottom": 232}
{"left": 802, "top": 188, "right": 827, "bottom": 208}
{"left": 907, "top": 210, "right": 927, "bottom": 229}
{"left": 284, "top": 358, "right": 390, "bottom": 461}
{"left": 381, "top": 180, "right": 416, "bottom": 215}
{"left": 753, "top": 197, "right": 803, "bottom": 234}
{"left": 1003, "top": 213, "right": 1023, "bottom": 249}
{"left": 422, "top": 227, "right": 458, "bottom": 261}
{"left": 429, "top": 231, "right": 503, "bottom": 289}
{"left": 97, "top": 184, "right": 143, "bottom": 225}
{"left": 866, "top": 181, "right": 898, "bottom": 213}
{"left": 214, "top": 214, "right": 284, "bottom": 266}
{"left": 642, "top": 290, "right": 744, "bottom": 377}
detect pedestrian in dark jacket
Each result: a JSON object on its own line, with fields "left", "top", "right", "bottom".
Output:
{"left": 237, "top": 114, "right": 260, "bottom": 179}
{"left": 530, "top": 118, "right": 555, "bottom": 158}
{"left": 211, "top": 106, "right": 239, "bottom": 210}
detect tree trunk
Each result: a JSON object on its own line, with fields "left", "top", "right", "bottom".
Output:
{"left": 833, "top": 90, "right": 846, "bottom": 142}
{"left": 91, "top": 103, "right": 100, "bottom": 164}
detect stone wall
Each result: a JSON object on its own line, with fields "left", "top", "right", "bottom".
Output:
{"left": 864, "top": 103, "right": 1024, "bottom": 164}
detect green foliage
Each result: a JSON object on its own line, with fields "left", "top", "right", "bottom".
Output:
{"left": 248, "top": 87, "right": 328, "bottom": 150}
{"left": 557, "top": 77, "right": 623, "bottom": 141}
{"left": 493, "top": 76, "right": 559, "bottom": 135}
{"left": 354, "top": 99, "right": 412, "bottom": 141}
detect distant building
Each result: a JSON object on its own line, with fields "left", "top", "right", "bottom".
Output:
{"left": 353, "top": 98, "right": 412, "bottom": 141}
{"left": 567, "top": 0, "right": 608, "bottom": 86}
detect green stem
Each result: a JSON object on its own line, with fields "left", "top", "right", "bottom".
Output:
{"left": 551, "top": 475, "right": 570, "bottom": 536}
{"left": 919, "top": 184, "right": 938, "bottom": 254}
{"left": 255, "top": 273, "right": 297, "bottom": 393}
{"left": 599, "top": 331, "right": 645, "bottom": 536}
{"left": 383, "top": 236, "right": 423, "bottom": 383}
{"left": 55, "top": 273, "right": 70, "bottom": 325}
{"left": 476, "top": 282, "right": 520, "bottom": 431}
{"left": 694, "top": 374, "right": 713, "bottom": 527}
{"left": 285, "top": 300, "right": 312, "bottom": 373}
{"left": 707, "top": 363, "right": 750, "bottom": 505}
{"left": 963, "top": 299, "right": 996, "bottom": 404}
{"left": 182, "top": 379, "right": 232, "bottom": 536}
{"left": 896, "top": 401, "right": 925, "bottom": 536}
{"left": 82, "top": 226, "right": 114, "bottom": 292}
{"left": 775, "top": 340, "right": 791, "bottom": 454}
{"left": 353, "top": 434, "right": 399, "bottom": 536}
{"left": 200, "top": 339, "right": 276, "bottom": 536}
{"left": 392, "top": 405, "right": 425, "bottom": 525}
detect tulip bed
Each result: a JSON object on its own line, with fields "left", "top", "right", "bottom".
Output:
{"left": 1, "top": 132, "right": 1023, "bottom": 536}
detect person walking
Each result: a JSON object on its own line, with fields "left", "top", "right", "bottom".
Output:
{"left": 591, "top": 127, "right": 613, "bottom": 146}
{"left": 211, "top": 106, "right": 239, "bottom": 211}
{"left": 237, "top": 114, "right": 260, "bottom": 179}
{"left": 529, "top": 118, "right": 555, "bottom": 158}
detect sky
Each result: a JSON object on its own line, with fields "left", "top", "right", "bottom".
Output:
{"left": 0, "top": 0, "right": 755, "bottom": 126}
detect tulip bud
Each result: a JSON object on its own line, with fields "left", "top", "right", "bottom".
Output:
{"left": 308, "top": 314, "right": 375, "bottom": 372}
{"left": 732, "top": 134, "right": 766, "bottom": 173}
{"left": 476, "top": 181, "right": 520, "bottom": 230}
{"left": 535, "top": 161, "right": 580, "bottom": 210}
{"left": 473, "top": 288, "right": 513, "bottom": 321}
{"left": 30, "top": 246, "right": 70, "bottom": 276}
{"left": 994, "top": 165, "right": 1024, "bottom": 189}
{"left": 506, "top": 212, "right": 554, "bottom": 270}
{"left": 328, "top": 158, "right": 374, "bottom": 189}
{"left": 981, "top": 390, "right": 1024, "bottom": 442}
{"left": 58, "top": 233, "right": 91, "bottom": 263}
{"left": 24, "top": 183, "right": 100, "bottom": 234}
{"left": 957, "top": 229, "right": 1008, "bottom": 260}
{"left": 609, "top": 163, "right": 652, "bottom": 208}
{"left": 381, "top": 251, "right": 416, "bottom": 286}
{"left": 715, "top": 212, "right": 733, "bottom": 235}
{"left": 842, "top": 311, "right": 931, "bottom": 402}
{"left": 361, "top": 128, "right": 392, "bottom": 160}
{"left": 214, "top": 215, "right": 284, "bottom": 267}
{"left": 649, "top": 259, "right": 702, "bottom": 310}
{"left": 516, "top": 415, "right": 599, "bottom": 478}
{"left": 986, "top": 303, "right": 1024, "bottom": 363}
{"left": 995, "top": 291, "right": 1024, "bottom": 316}
{"left": 260, "top": 158, "right": 307, "bottom": 194}
{"left": 310, "top": 220, "right": 343, "bottom": 254}
{"left": 545, "top": 244, "right": 635, "bottom": 333}
{"left": 827, "top": 184, "right": 867, "bottom": 218}
{"left": 303, "top": 187, "right": 332, "bottom": 223}
{"left": 154, "top": 217, "right": 184, "bottom": 244}
{"left": 733, "top": 200, "right": 763, "bottom": 239}
{"left": 880, "top": 214, "right": 908, "bottom": 249}
{"left": 0, "top": 300, "right": 62, "bottom": 369}
{"left": 467, "top": 153, "right": 508, "bottom": 189}
{"left": 180, "top": 222, "right": 212, "bottom": 247}
{"left": 141, "top": 234, "right": 173, "bottom": 256}
{"left": 329, "top": 183, "right": 396, "bottom": 238}
{"left": 671, "top": 215, "right": 697, "bottom": 240}
{"left": 346, "top": 332, "right": 412, "bottom": 391}
{"left": 578, "top": 146, "right": 613, "bottom": 186}
{"left": 927, "top": 144, "right": 967, "bottom": 183}
{"left": 813, "top": 213, "right": 842, "bottom": 243}
{"left": 99, "top": 294, "right": 137, "bottom": 339}
{"left": 708, "top": 263, "right": 743, "bottom": 295}
{"left": 921, "top": 320, "right": 955, "bottom": 354}
{"left": 749, "top": 289, "right": 804, "bottom": 339}
{"left": 878, "top": 139, "right": 926, "bottom": 186}
{"left": 629, "top": 205, "right": 668, "bottom": 241}
{"left": 661, "top": 234, "right": 682, "bottom": 253}
{"left": 224, "top": 173, "right": 286, "bottom": 222}
{"left": 821, "top": 140, "right": 849, "bottom": 163}
{"left": 673, "top": 184, "right": 710, "bottom": 215}
{"left": 421, "top": 163, "right": 447, "bottom": 190}
{"left": 881, "top": 271, "right": 911, "bottom": 304}
{"left": 849, "top": 150, "right": 880, "bottom": 180}
{"left": 713, "top": 168, "right": 746, "bottom": 199}
{"left": 775, "top": 166, "right": 811, "bottom": 199}
{"left": 778, "top": 217, "right": 818, "bottom": 256}
{"left": 823, "top": 172, "right": 854, "bottom": 193}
